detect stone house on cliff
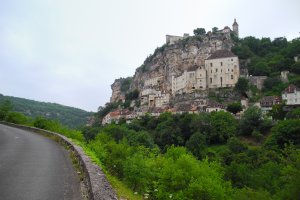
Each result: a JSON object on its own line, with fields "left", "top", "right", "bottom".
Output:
{"left": 172, "top": 49, "right": 240, "bottom": 94}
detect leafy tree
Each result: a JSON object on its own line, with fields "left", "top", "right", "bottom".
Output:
{"left": 208, "top": 111, "right": 238, "bottom": 144}
{"left": 186, "top": 132, "right": 207, "bottom": 159}
{"left": 126, "top": 130, "right": 154, "bottom": 148}
{"left": 212, "top": 27, "right": 218, "bottom": 33}
{"left": 81, "top": 126, "right": 100, "bottom": 142}
{"left": 291, "top": 62, "right": 300, "bottom": 74}
{"left": 239, "top": 106, "right": 264, "bottom": 136}
{"left": 266, "top": 119, "right": 300, "bottom": 148}
{"left": 193, "top": 28, "right": 206, "bottom": 36}
{"left": 233, "top": 188, "right": 272, "bottom": 200}
{"left": 231, "top": 45, "right": 253, "bottom": 59}
{"left": 263, "top": 76, "right": 282, "bottom": 91}
{"left": 272, "top": 37, "right": 288, "bottom": 49}
{"left": 154, "top": 114, "right": 183, "bottom": 151}
{"left": 249, "top": 61, "right": 271, "bottom": 76}
{"left": 0, "top": 100, "right": 13, "bottom": 120}
{"left": 123, "top": 153, "right": 152, "bottom": 192}
{"left": 227, "top": 102, "right": 243, "bottom": 114}
{"left": 125, "top": 89, "right": 139, "bottom": 101}
{"left": 5, "top": 111, "right": 28, "bottom": 124}
{"left": 120, "top": 77, "right": 133, "bottom": 92}
{"left": 269, "top": 102, "right": 287, "bottom": 120}
{"left": 235, "top": 77, "right": 249, "bottom": 94}
{"left": 227, "top": 137, "right": 248, "bottom": 154}
{"left": 286, "top": 108, "right": 300, "bottom": 119}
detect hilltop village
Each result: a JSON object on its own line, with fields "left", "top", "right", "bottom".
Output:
{"left": 101, "top": 19, "right": 300, "bottom": 125}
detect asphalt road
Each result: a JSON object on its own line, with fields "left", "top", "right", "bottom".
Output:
{"left": 0, "top": 124, "right": 83, "bottom": 200}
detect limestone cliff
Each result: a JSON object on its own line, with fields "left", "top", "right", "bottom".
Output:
{"left": 110, "top": 32, "right": 235, "bottom": 104}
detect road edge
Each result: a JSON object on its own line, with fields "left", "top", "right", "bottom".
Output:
{"left": 0, "top": 122, "right": 118, "bottom": 200}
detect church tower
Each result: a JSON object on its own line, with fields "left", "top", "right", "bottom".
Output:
{"left": 232, "top": 18, "right": 239, "bottom": 38}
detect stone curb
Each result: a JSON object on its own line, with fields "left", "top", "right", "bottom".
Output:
{"left": 0, "top": 122, "right": 118, "bottom": 200}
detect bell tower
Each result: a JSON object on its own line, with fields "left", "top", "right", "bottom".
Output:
{"left": 232, "top": 18, "right": 239, "bottom": 38}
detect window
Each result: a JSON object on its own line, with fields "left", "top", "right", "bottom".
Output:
{"left": 211, "top": 70, "right": 212, "bottom": 73}
{"left": 210, "top": 63, "right": 213, "bottom": 67}
{"left": 231, "top": 75, "right": 234, "bottom": 79}
{"left": 216, "top": 68, "right": 218, "bottom": 72}
{"left": 221, "top": 69, "right": 222, "bottom": 73}
{"left": 221, "top": 62, "right": 223, "bottom": 66}
{"left": 231, "top": 59, "right": 233, "bottom": 61}
{"left": 210, "top": 78, "right": 212, "bottom": 83}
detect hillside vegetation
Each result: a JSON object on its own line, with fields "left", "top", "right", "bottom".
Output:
{"left": 0, "top": 94, "right": 92, "bottom": 128}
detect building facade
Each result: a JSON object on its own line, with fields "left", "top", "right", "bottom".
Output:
{"left": 282, "top": 84, "right": 300, "bottom": 105}
{"left": 172, "top": 49, "right": 240, "bottom": 94}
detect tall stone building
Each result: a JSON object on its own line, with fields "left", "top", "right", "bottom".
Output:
{"left": 205, "top": 50, "right": 239, "bottom": 88}
{"left": 232, "top": 18, "right": 239, "bottom": 37}
{"left": 172, "top": 49, "right": 240, "bottom": 94}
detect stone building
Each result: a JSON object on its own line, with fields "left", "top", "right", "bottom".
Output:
{"left": 232, "top": 18, "right": 239, "bottom": 37}
{"left": 172, "top": 49, "right": 240, "bottom": 94}
{"left": 282, "top": 84, "right": 300, "bottom": 105}
{"left": 166, "top": 33, "right": 190, "bottom": 45}
{"left": 205, "top": 50, "right": 239, "bottom": 88}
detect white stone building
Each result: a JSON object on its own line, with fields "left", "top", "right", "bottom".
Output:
{"left": 205, "top": 50, "right": 239, "bottom": 88}
{"left": 282, "top": 84, "right": 300, "bottom": 105}
{"left": 172, "top": 49, "right": 239, "bottom": 95}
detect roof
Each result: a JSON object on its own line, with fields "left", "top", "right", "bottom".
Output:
{"left": 233, "top": 18, "right": 238, "bottom": 26}
{"left": 260, "top": 96, "right": 281, "bottom": 107}
{"left": 206, "top": 50, "right": 237, "bottom": 60}
{"left": 284, "top": 84, "right": 299, "bottom": 93}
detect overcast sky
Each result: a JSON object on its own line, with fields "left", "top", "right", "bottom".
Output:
{"left": 0, "top": 0, "right": 299, "bottom": 111}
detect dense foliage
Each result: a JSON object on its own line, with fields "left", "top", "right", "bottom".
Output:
{"left": 232, "top": 37, "right": 300, "bottom": 76}
{"left": 2, "top": 97, "right": 300, "bottom": 199}
{"left": 0, "top": 94, "right": 92, "bottom": 128}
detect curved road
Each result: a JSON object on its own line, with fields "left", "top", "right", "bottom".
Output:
{"left": 0, "top": 124, "right": 83, "bottom": 200}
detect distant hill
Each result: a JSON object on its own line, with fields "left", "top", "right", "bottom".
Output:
{"left": 0, "top": 94, "right": 93, "bottom": 128}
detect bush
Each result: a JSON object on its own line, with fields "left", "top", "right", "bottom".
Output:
{"left": 5, "top": 112, "right": 28, "bottom": 125}
{"left": 266, "top": 119, "right": 300, "bottom": 148}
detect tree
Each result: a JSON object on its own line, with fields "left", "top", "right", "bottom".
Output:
{"left": 81, "top": 126, "right": 100, "bottom": 142}
{"left": 291, "top": 62, "right": 300, "bottom": 74}
{"left": 212, "top": 27, "right": 218, "bottom": 33}
{"left": 235, "top": 77, "right": 249, "bottom": 94}
{"left": 250, "top": 61, "right": 271, "bottom": 76}
{"left": 208, "top": 111, "right": 238, "bottom": 144}
{"left": 263, "top": 76, "right": 282, "bottom": 91}
{"left": 227, "top": 102, "right": 243, "bottom": 114}
{"left": 239, "top": 106, "right": 264, "bottom": 136}
{"left": 0, "top": 100, "right": 13, "bottom": 120}
{"left": 286, "top": 108, "right": 300, "bottom": 119}
{"left": 5, "top": 112, "right": 28, "bottom": 124}
{"left": 266, "top": 119, "right": 300, "bottom": 148}
{"left": 269, "top": 102, "right": 287, "bottom": 120}
{"left": 193, "top": 28, "right": 206, "bottom": 36}
{"left": 186, "top": 132, "right": 207, "bottom": 159}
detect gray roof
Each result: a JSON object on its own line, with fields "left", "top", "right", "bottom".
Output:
{"left": 206, "top": 50, "right": 237, "bottom": 60}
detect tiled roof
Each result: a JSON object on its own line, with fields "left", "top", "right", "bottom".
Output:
{"left": 284, "top": 84, "right": 298, "bottom": 93}
{"left": 260, "top": 96, "right": 281, "bottom": 107}
{"left": 206, "top": 50, "right": 237, "bottom": 60}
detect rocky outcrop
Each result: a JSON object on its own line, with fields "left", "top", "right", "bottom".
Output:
{"left": 110, "top": 32, "right": 235, "bottom": 105}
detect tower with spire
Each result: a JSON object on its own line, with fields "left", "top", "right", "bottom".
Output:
{"left": 232, "top": 18, "right": 239, "bottom": 37}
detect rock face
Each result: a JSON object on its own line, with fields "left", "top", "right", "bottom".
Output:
{"left": 110, "top": 32, "right": 235, "bottom": 105}
{"left": 110, "top": 79, "right": 124, "bottom": 103}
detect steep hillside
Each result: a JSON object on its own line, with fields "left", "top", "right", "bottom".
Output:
{"left": 0, "top": 94, "right": 92, "bottom": 128}
{"left": 110, "top": 32, "right": 235, "bottom": 103}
